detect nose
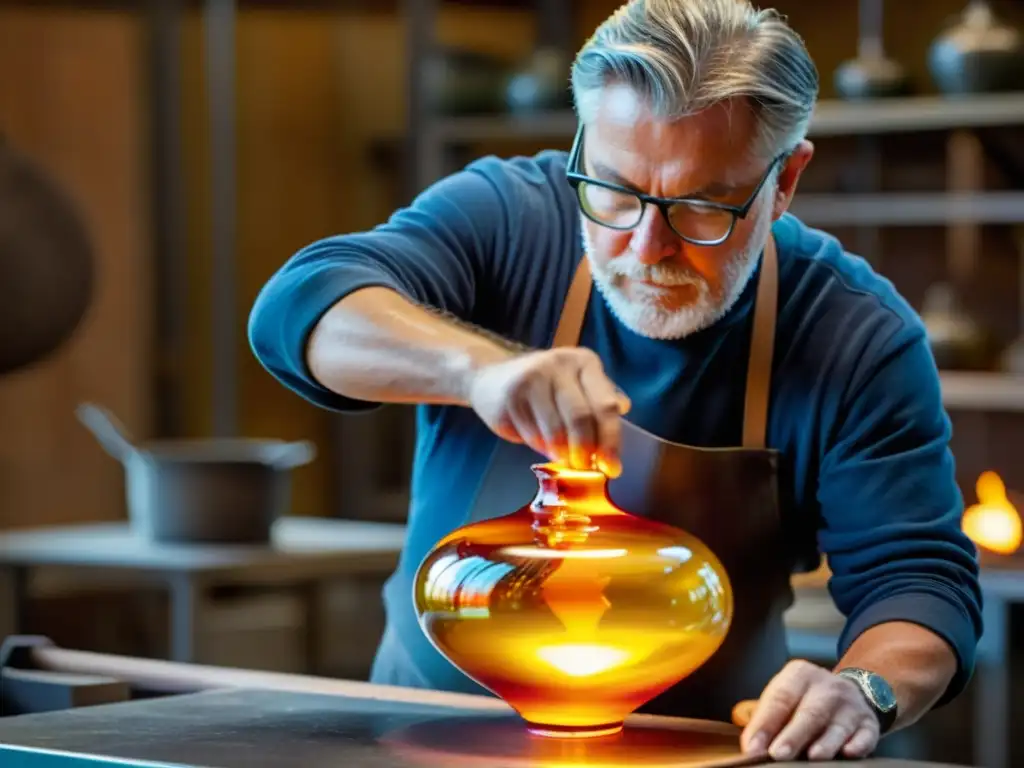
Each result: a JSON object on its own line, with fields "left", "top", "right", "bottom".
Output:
{"left": 629, "top": 205, "right": 678, "bottom": 265}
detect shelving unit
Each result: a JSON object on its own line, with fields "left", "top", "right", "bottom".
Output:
{"left": 942, "top": 372, "right": 1024, "bottom": 413}
{"left": 789, "top": 191, "right": 1024, "bottom": 227}
{"left": 420, "top": 92, "right": 1024, "bottom": 153}
{"left": 410, "top": 92, "right": 1024, "bottom": 190}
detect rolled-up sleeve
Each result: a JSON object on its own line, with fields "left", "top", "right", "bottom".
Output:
{"left": 817, "top": 327, "right": 983, "bottom": 706}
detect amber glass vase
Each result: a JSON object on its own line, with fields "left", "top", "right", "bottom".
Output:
{"left": 413, "top": 462, "right": 734, "bottom": 738}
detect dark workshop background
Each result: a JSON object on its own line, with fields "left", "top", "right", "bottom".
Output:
{"left": 1, "top": 0, "right": 1024, "bottom": 766}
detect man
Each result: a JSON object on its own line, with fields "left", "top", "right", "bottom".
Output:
{"left": 249, "top": 0, "right": 983, "bottom": 761}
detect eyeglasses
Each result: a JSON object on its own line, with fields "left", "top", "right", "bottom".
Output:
{"left": 565, "top": 125, "right": 789, "bottom": 247}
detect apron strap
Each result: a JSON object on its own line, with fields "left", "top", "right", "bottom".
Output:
{"left": 551, "top": 256, "right": 593, "bottom": 348}
{"left": 550, "top": 236, "right": 779, "bottom": 448}
{"left": 741, "top": 236, "right": 778, "bottom": 450}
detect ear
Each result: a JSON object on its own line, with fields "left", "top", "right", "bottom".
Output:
{"left": 771, "top": 140, "right": 814, "bottom": 220}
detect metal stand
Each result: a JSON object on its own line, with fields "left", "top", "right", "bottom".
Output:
{"left": 148, "top": 0, "right": 188, "bottom": 438}
{"left": 205, "top": 0, "right": 239, "bottom": 438}
{"left": 148, "top": 0, "right": 238, "bottom": 439}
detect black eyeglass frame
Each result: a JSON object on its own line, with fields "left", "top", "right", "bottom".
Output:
{"left": 565, "top": 124, "right": 791, "bottom": 247}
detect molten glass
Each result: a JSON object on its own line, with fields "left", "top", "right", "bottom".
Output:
{"left": 413, "top": 462, "right": 734, "bottom": 738}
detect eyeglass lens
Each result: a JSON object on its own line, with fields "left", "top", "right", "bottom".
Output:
{"left": 577, "top": 181, "right": 735, "bottom": 244}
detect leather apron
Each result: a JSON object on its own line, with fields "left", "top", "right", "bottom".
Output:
{"left": 373, "top": 238, "right": 797, "bottom": 723}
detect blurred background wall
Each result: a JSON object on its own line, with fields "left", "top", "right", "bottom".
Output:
{"left": 2, "top": 0, "right": 1020, "bottom": 532}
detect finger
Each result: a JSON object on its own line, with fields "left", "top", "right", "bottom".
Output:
{"left": 842, "top": 722, "right": 880, "bottom": 759}
{"left": 614, "top": 388, "right": 632, "bottom": 415}
{"left": 525, "top": 379, "right": 568, "bottom": 462}
{"left": 508, "top": 386, "right": 556, "bottom": 459}
{"left": 577, "top": 369, "right": 624, "bottom": 477}
{"left": 492, "top": 413, "right": 524, "bottom": 445}
{"left": 741, "top": 662, "right": 814, "bottom": 754}
{"left": 508, "top": 410, "right": 549, "bottom": 458}
{"left": 552, "top": 371, "right": 598, "bottom": 470}
{"left": 574, "top": 353, "right": 628, "bottom": 473}
{"left": 731, "top": 699, "right": 757, "bottom": 729}
{"left": 806, "top": 712, "right": 863, "bottom": 761}
{"left": 769, "top": 683, "right": 850, "bottom": 762}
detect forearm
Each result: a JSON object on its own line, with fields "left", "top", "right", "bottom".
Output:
{"left": 306, "top": 286, "right": 516, "bottom": 406}
{"left": 836, "top": 620, "right": 957, "bottom": 731}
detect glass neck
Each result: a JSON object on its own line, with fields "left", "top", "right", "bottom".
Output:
{"left": 529, "top": 463, "right": 619, "bottom": 544}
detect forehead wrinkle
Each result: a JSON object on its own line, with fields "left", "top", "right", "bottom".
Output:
{"left": 586, "top": 92, "right": 762, "bottom": 197}
{"left": 584, "top": 128, "right": 762, "bottom": 198}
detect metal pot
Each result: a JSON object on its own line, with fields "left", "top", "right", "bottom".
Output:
{"left": 928, "top": 1, "right": 1024, "bottom": 94}
{"left": 834, "top": 0, "right": 912, "bottom": 100}
{"left": 505, "top": 47, "right": 573, "bottom": 113}
{"left": 424, "top": 47, "right": 512, "bottom": 116}
{"left": 77, "top": 403, "right": 315, "bottom": 544}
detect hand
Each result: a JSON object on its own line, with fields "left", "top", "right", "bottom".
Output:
{"left": 466, "top": 347, "right": 630, "bottom": 476}
{"left": 731, "top": 660, "right": 881, "bottom": 761}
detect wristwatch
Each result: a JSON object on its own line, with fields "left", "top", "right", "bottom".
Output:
{"left": 836, "top": 667, "right": 898, "bottom": 734}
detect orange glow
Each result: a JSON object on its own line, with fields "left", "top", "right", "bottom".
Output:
{"left": 962, "top": 471, "right": 1023, "bottom": 556}
{"left": 413, "top": 461, "right": 733, "bottom": 737}
{"left": 382, "top": 712, "right": 757, "bottom": 768}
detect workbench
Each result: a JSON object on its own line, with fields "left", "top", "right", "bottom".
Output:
{"left": 3, "top": 521, "right": 1019, "bottom": 765}
{"left": 0, "top": 641, "right": 974, "bottom": 768}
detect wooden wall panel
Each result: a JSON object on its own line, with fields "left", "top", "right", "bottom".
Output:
{"left": 0, "top": 8, "right": 152, "bottom": 529}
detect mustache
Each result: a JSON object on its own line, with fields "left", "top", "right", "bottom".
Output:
{"left": 605, "top": 260, "right": 700, "bottom": 286}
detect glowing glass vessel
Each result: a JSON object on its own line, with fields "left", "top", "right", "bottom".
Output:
{"left": 412, "top": 462, "right": 733, "bottom": 738}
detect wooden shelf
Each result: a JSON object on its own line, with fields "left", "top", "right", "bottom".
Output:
{"left": 810, "top": 93, "right": 1024, "bottom": 137}
{"left": 423, "top": 94, "right": 1024, "bottom": 146}
{"left": 941, "top": 371, "right": 1024, "bottom": 412}
{"left": 792, "top": 191, "right": 1024, "bottom": 227}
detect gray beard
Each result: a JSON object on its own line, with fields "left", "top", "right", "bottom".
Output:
{"left": 580, "top": 211, "right": 771, "bottom": 341}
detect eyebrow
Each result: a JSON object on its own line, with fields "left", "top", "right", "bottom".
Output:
{"left": 587, "top": 158, "right": 741, "bottom": 200}
{"left": 588, "top": 160, "right": 642, "bottom": 191}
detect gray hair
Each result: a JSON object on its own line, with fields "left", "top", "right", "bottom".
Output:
{"left": 571, "top": 0, "right": 819, "bottom": 161}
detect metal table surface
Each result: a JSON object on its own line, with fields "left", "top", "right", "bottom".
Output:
{"left": 0, "top": 688, "right": 967, "bottom": 768}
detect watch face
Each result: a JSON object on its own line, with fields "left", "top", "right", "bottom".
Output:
{"left": 839, "top": 668, "right": 898, "bottom": 733}
{"left": 845, "top": 669, "right": 897, "bottom": 712}
{"left": 864, "top": 673, "right": 898, "bottom": 712}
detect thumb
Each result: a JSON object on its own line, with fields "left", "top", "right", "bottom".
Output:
{"left": 615, "top": 389, "right": 631, "bottom": 415}
{"left": 731, "top": 699, "right": 758, "bottom": 728}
